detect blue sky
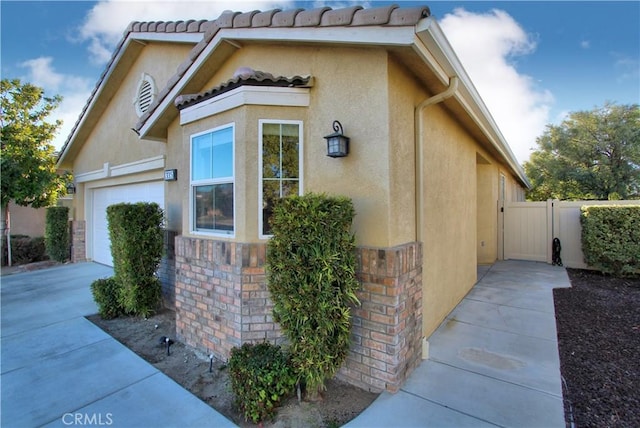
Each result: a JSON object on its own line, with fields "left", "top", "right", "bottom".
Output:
{"left": 1, "top": 1, "right": 639, "bottom": 163}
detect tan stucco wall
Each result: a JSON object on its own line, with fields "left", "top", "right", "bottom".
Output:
{"left": 387, "top": 58, "right": 419, "bottom": 245}
{"left": 6, "top": 202, "right": 47, "bottom": 237}
{"left": 71, "top": 42, "right": 193, "bottom": 223}
{"left": 172, "top": 45, "right": 394, "bottom": 247}
{"left": 73, "top": 43, "right": 191, "bottom": 176}
{"left": 421, "top": 102, "right": 479, "bottom": 338}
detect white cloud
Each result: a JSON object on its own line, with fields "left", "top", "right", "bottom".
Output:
{"left": 440, "top": 8, "right": 553, "bottom": 164}
{"left": 580, "top": 40, "right": 590, "bottom": 49}
{"left": 78, "top": 0, "right": 286, "bottom": 64}
{"left": 613, "top": 53, "right": 640, "bottom": 83}
{"left": 19, "top": 56, "right": 93, "bottom": 151}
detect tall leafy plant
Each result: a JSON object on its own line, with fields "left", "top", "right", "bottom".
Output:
{"left": 266, "top": 193, "right": 359, "bottom": 399}
{"left": 106, "top": 202, "right": 164, "bottom": 317}
{"left": 45, "top": 206, "right": 69, "bottom": 262}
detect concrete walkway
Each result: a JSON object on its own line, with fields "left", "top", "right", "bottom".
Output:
{"left": 2, "top": 260, "right": 569, "bottom": 427}
{"left": 1, "top": 263, "right": 235, "bottom": 428}
{"left": 348, "top": 260, "right": 571, "bottom": 427}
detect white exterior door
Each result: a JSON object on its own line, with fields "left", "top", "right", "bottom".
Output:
{"left": 91, "top": 181, "right": 164, "bottom": 266}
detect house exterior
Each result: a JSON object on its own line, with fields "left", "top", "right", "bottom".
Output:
{"left": 58, "top": 4, "right": 528, "bottom": 392}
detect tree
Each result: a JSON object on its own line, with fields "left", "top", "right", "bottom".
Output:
{"left": 1, "top": 79, "right": 66, "bottom": 265}
{"left": 524, "top": 103, "right": 640, "bottom": 201}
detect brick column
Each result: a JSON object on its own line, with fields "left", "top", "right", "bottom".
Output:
{"left": 338, "top": 242, "right": 423, "bottom": 392}
{"left": 70, "top": 220, "right": 86, "bottom": 263}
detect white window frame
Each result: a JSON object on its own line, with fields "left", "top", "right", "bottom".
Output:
{"left": 189, "top": 123, "right": 235, "bottom": 237}
{"left": 258, "top": 120, "right": 304, "bottom": 239}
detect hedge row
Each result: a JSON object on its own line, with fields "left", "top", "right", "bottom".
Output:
{"left": 581, "top": 205, "right": 640, "bottom": 276}
{"left": 92, "top": 202, "right": 164, "bottom": 318}
{"left": 45, "top": 206, "right": 69, "bottom": 262}
{"left": 1, "top": 235, "right": 47, "bottom": 266}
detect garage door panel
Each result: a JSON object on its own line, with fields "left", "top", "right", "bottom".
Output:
{"left": 91, "top": 182, "right": 164, "bottom": 266}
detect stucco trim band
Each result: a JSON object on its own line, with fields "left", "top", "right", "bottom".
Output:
{"left": 179, "top": 86, "right": 311, "bottom": 125}
{"left": 75, "top": 155, "right": 166, "bottom": 183}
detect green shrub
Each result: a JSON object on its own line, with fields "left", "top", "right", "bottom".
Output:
{"left": 266, "top": 193, "right": 360, "bottom": 398}
{"left": 228, "top": 342, "right": 296, "bottom": 423}
{"left": 1, "top": 235, "right": 47, "bottom": 266}
{"left": 91, "top": 277, "right": 123, "bottom": 319}
{"left": 45, "top": 206, "right": 69, "bottom": 262}
{"left": 581, "top": 205, "right": 640, "bottom": 276}
{"left": 106, "top": 202, "right": 164, "bottom": 317}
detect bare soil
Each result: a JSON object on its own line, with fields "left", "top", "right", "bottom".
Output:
{"left": 555, "top": 269, "right": 640, "bottom": 428}
{"left": 87, "top": 310, "right": 378, "bottom": 428}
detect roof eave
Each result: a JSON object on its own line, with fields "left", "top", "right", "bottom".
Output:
{"left": 416, "top": 18, "right": 531, "bottom": 189}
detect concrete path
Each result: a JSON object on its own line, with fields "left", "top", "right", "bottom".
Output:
{"left": 349, "top": 260, "right": 571, "bottom": 428}
{"left": 1, "top": 263, "right": 235, "bottom": 428}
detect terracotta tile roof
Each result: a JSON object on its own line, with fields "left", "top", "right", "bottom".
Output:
{"left": 60, "top": 4, "right": 430, "bottom": 159}
{"left": 174, "top": 69, "right": 314, "bottom": 110}
{"left": 134, "top": 4, "right": 430, "bottom": 132}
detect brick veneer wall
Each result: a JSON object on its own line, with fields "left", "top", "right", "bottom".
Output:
{"left": 71, "top": 220, "right": 86, "bottom": 263}
{"left": 175, "top": 236, "right": 423, "bottom": 393}
{"left": 174, "top": 236, "right": 282, "bottom": 361}
{"left": 338, "top": 242, "right": 423, "bottom": 392}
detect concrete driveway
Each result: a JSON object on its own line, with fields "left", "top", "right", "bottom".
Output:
{"left": 1, "top": 262, "right": 234, "bottom": 427}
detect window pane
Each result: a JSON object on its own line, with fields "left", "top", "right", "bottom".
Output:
{"left": 261, "top": 180, "right": 280, "bottom": 236}
{"left": 262, "top": 132, "right": 281, "bottom": 179}
{"left": 282, "top": 124, "right": 299, "bottom": 179}
{"left": 260, "top": 122, "right": 301, "bottom": 236}
{"left": 211, "top": 127, "right": 233, "bottom": 179}
{"left": 194, "top": 183, "right": 234, "bottom": 233}
{"left": 192, "top": 133, "right": 212, "bottom": 180}
{"left": 192, "top": 127, "right": 233, "bottom": 180}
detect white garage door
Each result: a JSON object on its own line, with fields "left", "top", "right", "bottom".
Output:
{"left": 92, "top": 181, "right": 164, "bottom": 266}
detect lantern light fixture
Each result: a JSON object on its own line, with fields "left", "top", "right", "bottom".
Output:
{"left": 323, "top": 120, "right": 350, "bottom": 158}
{"left": 66, "top": 182, "right": 76, "bottom": 195}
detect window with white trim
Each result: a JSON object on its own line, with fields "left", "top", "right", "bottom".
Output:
{"left": 134, "top": 73, "right": 156, "bottom": 117}
{"left": 190, "top": 124, "right": 234, "bottom": 235}
{"left": 259, "top": 120, "right": 303, "bottom": 238}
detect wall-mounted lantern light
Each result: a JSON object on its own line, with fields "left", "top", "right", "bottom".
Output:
{"left": 323, "top": 120, "right": 350, "bottom": 158}
{"left": 66, "top": 182, "right": 76, "bottom": 195}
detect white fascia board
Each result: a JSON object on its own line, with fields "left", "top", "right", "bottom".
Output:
{"left": 138, "top": 25, "right": 416, "bottom": 138}
{"left": 416, "top": 17, "right": 529, "bottom": 187}
{"left": 220, "top": 25, "right": 417, "bottom": 47}
{"left": 130, "top": 32, "right": 202, "bottom": 44}
{"left": 180, "top": 86, "right": 310, "bottom": 125}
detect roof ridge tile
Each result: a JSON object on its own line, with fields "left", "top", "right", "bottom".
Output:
{"left": 233, "top": 10, "right": 260, "bottom": 28}
{"left": 320, "top": 5, "right": 363, "bottom": 27}
{"left": 295, "top": 7, "right": 331, "bottom": 27}
{"left": 351, "top": 4, "right": 399, "bottom": 26}
{"left": 271, "top": 8, "right": 304, "bottom": 27}
{"left": 252, "top": 9, "right": 282, "bottom": 27}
